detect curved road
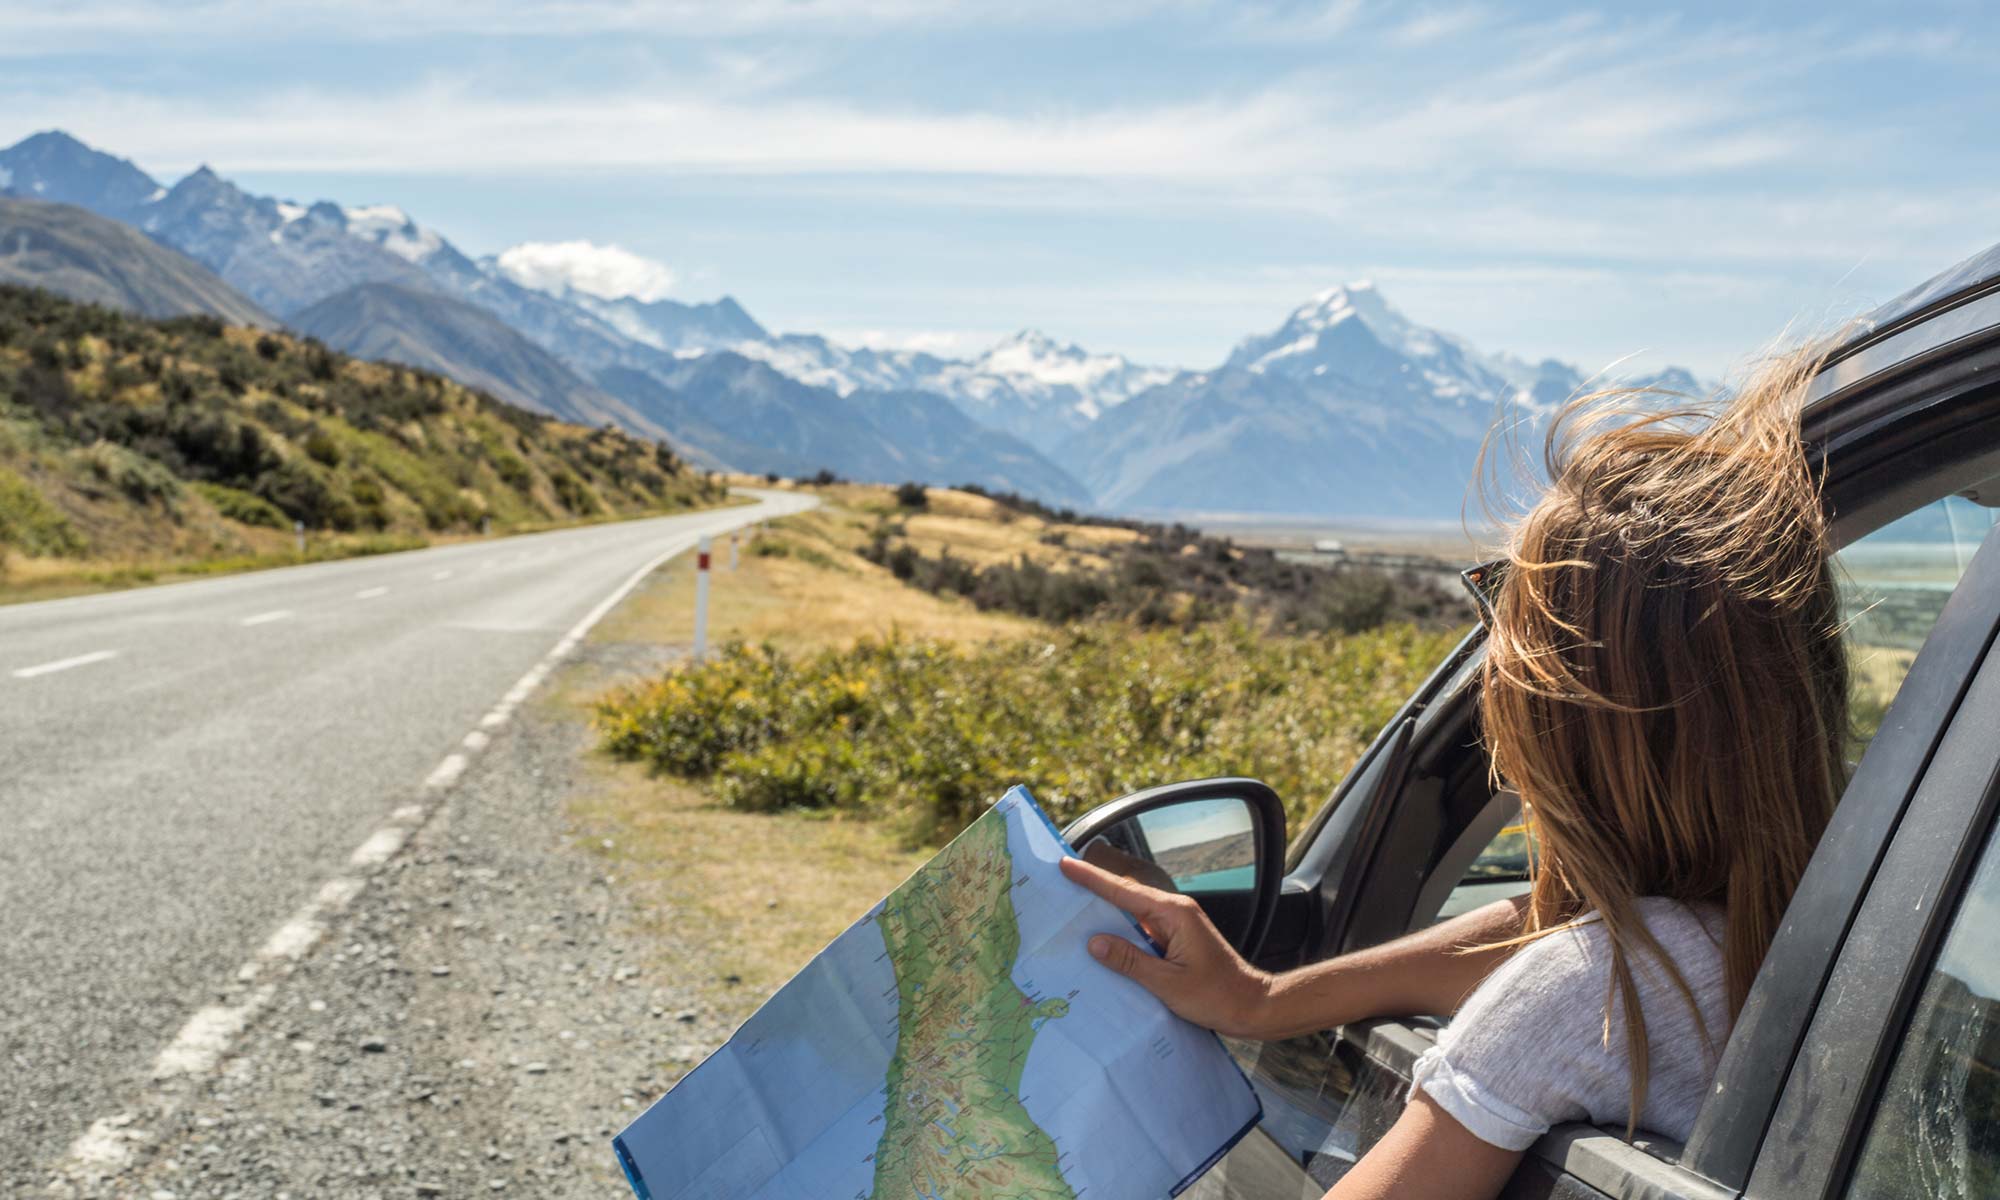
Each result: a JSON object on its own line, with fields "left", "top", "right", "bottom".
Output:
{"left": 0, "top": 489, "right": 813, "bottom": 1186}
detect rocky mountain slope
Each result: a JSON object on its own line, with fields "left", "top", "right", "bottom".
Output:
{"left": 288, "top": 281, "right": 669, "bottom": 441}
{"left": 0, "top": 197, "right": 272, "bottom": 326}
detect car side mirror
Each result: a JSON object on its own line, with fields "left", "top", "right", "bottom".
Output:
{"left": 1061, "top": 777, "right": 1287, "bottom": 959}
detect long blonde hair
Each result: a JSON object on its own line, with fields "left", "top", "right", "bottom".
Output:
{"left": 1479, "top": 348, "right": 1850, "bottom": 1131}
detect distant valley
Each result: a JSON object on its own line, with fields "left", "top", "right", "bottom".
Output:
{"left": 0, "top": 129, "right": 1702, "bottom": 520}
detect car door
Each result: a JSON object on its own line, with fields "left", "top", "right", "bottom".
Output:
{"left": 1172, "top": 245, "right": 2000, "bottom": 1198}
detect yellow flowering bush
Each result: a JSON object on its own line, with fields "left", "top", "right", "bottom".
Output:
{"left": 596, "top": 621, "right": 1463, "bottom": 844}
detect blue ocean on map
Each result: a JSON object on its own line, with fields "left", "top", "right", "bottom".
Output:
{"left": 613, "top": 787, "right": 1260, "bottom": 1200}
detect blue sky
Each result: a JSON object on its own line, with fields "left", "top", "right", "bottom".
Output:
{"left": 3, "top": 1, "right": 1995, "bottom": 376}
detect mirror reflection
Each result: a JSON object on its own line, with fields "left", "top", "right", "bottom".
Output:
{"left": 1081, "top": 797, "right": 1257, "bottom": 895}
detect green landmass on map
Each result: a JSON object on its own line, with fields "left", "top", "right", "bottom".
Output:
{"left": 868, "top": 805, "right": 1076, "bottom": 1199}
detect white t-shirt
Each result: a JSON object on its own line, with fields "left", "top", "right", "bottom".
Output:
{"left": 1408, "top": 896, "right": 1731, "bottom": 1151}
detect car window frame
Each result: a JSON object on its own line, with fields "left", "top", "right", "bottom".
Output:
{"left": 1744, "top": 525, "right": 2000, "bottom": 1198}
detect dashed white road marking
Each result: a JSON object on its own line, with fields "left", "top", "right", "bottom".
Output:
{"left": 239, "top": 609, "right": 293, "bottom": 627}
{"left": 431, "top": 569, "right": 453, "bottom": 581}
{"left": 422, "top": 753, "right": 469, "bottom": 791}
{"left": 11, "top": 649, "right": 117, "bottom": 679}
{"left": 55, "top": 501, "right": 805, "bottom": 1181}
{"left": 354, "top": 586, "right": 389, "bottom": 600}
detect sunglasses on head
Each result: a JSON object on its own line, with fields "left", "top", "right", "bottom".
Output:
{"left": 1460, "top": 558, "right": 1506, "bottom": 625}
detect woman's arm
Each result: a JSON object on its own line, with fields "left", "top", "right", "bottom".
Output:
{"left": 1324, "top": 1093, "right": 1524, "bottom": 1199}
{"left": 1058, "top": 856, "right": 1529, "bottom": 1039}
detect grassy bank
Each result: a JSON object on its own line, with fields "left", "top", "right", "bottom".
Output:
{"left": 0, "top": 284, "right": 728, "bottom": 601}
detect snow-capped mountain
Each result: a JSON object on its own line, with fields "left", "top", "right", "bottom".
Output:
{"left": 1059, "top": 283, "right": 1709, "bottom": 518}
{"left": 1, "top": 129, "right": 1711, "bottom": 520}
{"left": 731, "top": 328, "right": 1175, "bottom": 454}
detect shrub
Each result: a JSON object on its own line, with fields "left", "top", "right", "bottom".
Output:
{"left": 551, "top": 469, "right": 599, "bottom": 515}
{"left": 254, "top": 458, "right": 357, "bottom": 530}
{"left": 80, "top": 441, "right": 183, "bottom": 506}
{"left": 190, "top": 481, "right": 288, "bottom": 528}
{"left": 752, "top": 536, "right": 837, "bottom": 569}
{"left": 302, "top": 428, "right": 344, "bottom": 467}
{"left": 597, "top": 623, "right": 1460, "bottom": 843}
{"left": 864, "top": 525, "right": 1467, "bottom": 633}
{"left": 493, "top": 452, "right": 532, "bottom": 491}
{"left": 894, "top": 481, "right": 929, "bottom": 509}
{"left": 0, "top": 466, "right": 87, "bottom": 556}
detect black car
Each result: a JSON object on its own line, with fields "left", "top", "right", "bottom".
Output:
{"left": 1062, "top": 242, "right": 2000, "bottom": 1200}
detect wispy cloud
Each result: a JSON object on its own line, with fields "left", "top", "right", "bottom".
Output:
{"left": 0, "top": 0, "right": 1205, "bottom": 51}
{"left": 1385, "top": 4, "right": 1488, "bottom": 45}
{"left": 1, "top": 2, "right": 1986, "bottom": 375}
{"left": 2, "top": 78, "right": 1319, "bottom": 180}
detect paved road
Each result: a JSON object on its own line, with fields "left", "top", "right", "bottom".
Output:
{"left": 0, "top": 489, "right": 811, "bottom": 1186}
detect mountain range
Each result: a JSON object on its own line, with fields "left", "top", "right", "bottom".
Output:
{"left": 0, "top": 129, "right": 1702, "bottom": 519}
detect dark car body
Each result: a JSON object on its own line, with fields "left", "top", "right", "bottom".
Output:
{"left": 1066, "top": 242, "right": 2000, "bottom": 1199}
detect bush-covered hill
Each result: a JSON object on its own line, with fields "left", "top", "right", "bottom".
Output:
{"left": 0, "top": 285, "right": 726, "bottom": 577}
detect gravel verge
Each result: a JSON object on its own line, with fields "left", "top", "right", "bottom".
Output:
{"left": 76, "top": 639, "right": 729, "bottom": 1199}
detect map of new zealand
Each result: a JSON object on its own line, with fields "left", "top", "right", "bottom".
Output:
{"left": 613, "top": 786, "right": 1262, "bottom": 1200}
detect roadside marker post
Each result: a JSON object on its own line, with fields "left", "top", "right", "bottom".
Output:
{"left": 729, "top": 532, "right": 740, "bottom": 571}
{"left": 693, "top": 536, "right": 711, "bottom": 663}
{"left": 293, "top": 520, "right": 305, "bottom": 556}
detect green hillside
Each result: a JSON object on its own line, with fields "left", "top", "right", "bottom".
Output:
{"left": 0, "top": 285, "right": 726, "bottom": 593}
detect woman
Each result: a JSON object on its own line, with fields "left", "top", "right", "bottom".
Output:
{"left": 1061, "top": 348, "right": 1851, "bottom": 1198}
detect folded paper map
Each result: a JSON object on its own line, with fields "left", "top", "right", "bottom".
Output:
{"left": 612, "top": 785, "right": 1262, "bottom": 1199}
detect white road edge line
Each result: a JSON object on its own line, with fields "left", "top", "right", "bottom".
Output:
{"left": 239, "top": 609, "right": 293, "bottom": 627}
{"left": 354, "top": 586, "right": 389, "bottom": 600}
{"left": 56, "top": 503, "right": 789, "bottom": 1180}
{"left": 11, "top": 649, "right": 117, "bottom": 679}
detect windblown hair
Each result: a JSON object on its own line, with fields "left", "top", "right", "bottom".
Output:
{"left": 1478, "top": 347, "right": 1850, "bottom": 1133}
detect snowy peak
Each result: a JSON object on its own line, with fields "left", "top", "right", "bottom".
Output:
{"left": 341, "top": 203, "right": 445, "bottom": 264}
{"left": 1232, "top": 280, "right": 1460, "bottom": 377}
{"left": 968, "top": 329, "right": 1173, "bottom": 420}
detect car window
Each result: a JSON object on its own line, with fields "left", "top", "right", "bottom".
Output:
{"left": 1844, "top": 810, "right": 2000, "bottom": 1199}
{"left": 1839, "top": 495, "right": 1998, "bottom": 755}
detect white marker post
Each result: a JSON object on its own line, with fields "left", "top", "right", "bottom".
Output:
{"left": 693, "top": 535, "right": 712, "bottom": 664}
{"left": 293, "top": 520, "right": 305, "bottom": 556}
{"left": 729, "top": 532, "right": 739, "bottom": 572}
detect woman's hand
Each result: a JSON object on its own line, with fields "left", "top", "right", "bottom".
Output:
{"left": 1079, "top": 839, "right": 1180, "bottom": 895}
{"left": 1058, "top": 855, "right": 1275, "bottom": 1040}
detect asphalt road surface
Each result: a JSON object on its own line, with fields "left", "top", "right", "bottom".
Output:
{"left": 0, "top": 489, "right": 812, "bottom": 1188}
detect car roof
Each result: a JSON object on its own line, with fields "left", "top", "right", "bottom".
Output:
{"left": 1840, "top": 240, "right": 2000, "bottom": 354}
{"left": 1811, "top": 239, "right": 2000, "bottom": 408}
